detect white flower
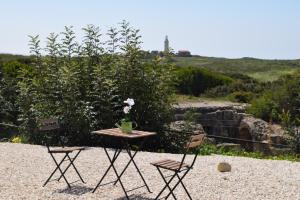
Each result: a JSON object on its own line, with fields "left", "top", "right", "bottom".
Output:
{"left": 123, "top": 106, "right": 131, "bottom": 114}
{"left": 124, "top": 98, "right": 135, "bottom": 106}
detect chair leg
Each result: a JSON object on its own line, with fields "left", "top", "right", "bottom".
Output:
{"left": 165, "top": 169, "right": 192, "bottom": 200}
{"left": 155, "top": 171, "right": 177, "bottom": 200}
{"left": 175, "top": 173, "right": 192, "bottom": 200}
{"left": 43, "top": 153, "right": 68, "bottom": 187}
{"left": 57, "top": 150, "right": 85, "bottom": 183}
{"left": 43, "top": 153, "right": 71, "bottom": 188}
{"left": 67, "top": 152, "right": 85, "bottom": 183}
{"left": 156, "top": 167, "right": 177, "bottom": 200}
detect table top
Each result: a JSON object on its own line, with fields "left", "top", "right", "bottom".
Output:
{"left": 92, "top": 128, "right": 156, "bottom": 139}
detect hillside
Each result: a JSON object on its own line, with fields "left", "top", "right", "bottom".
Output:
{"left": 2, "top": 53, "right": 300, "bottom": 82}
{"left": 173, "top": 56, "right": 300, "bottom": 81}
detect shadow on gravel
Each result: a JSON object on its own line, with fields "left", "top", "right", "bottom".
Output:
{"left": 116, "top": 194, "right": 154, "bottom": 200}
{"left": 54, "top": 185, "right": 93, "bottom": 195}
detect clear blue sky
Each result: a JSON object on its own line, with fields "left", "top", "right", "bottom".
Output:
{"left": 1, "top": 0, "right": 300, "bottom": 59}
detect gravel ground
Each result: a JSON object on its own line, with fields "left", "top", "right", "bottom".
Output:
{"left": 1, "top": 143, "right": 300, "bottom": 200}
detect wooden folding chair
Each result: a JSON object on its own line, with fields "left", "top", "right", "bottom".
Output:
{"left": 151, "top": 132, "right": 205, "bottom": 200}
{"left": 39, "top": 118, "right": 86, "bottom": 188}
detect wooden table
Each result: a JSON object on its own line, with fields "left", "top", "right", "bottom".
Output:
{"left": 92, "top": 128, "right": 156, "bottom": 200}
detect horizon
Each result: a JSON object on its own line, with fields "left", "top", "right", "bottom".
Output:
{"left": 1, "top": 0, "right": 300, "bottom": 59}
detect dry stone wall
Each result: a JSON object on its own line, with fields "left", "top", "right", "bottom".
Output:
{"left": 173, "top": 102, "right": 289, "bottom": 154}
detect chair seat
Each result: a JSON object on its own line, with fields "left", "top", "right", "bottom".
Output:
{"left": 151, "top": 159, "right": 190, "bottom": 171}
{"left": 49, "top": 147, "right": 85, "bottom": 153}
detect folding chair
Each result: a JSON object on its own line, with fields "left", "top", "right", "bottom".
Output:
{"left": 151, "top": 132, "right": 205, "bottom": 200}
{"left": 39, "top": 118, "right": 86, "bottom": 188}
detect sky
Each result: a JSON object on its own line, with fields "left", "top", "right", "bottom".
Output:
{"left": 1, "top": 0, "right": 300, "bottom": 59}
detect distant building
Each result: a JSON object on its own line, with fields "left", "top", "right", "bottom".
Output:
{"left": 149, "top": 36, "right": 192, "bottom": 57}
{"left": 164, "top": 35, "right": 169, "bottom": 53}
{"left": 151, "top": 50, "right": 159, "bottom": 55}
{"left": 177, "top": 50, "right": 192, "bottom": 57}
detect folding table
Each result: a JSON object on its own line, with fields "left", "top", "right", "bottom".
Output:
{"left": 92, "top": 128, "right": 156, "bottom": 200}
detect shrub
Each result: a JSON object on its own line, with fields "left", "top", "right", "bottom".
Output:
{"left": 229, "top": 91, "right": 254, "bottom": 103}
{"left": 0, "top": 61, "right": 32, "bottom": 139}
{"left": 11, "top": 134, "right": 28, "bottom": 143}
{"left": 247, "top": 72, "right": 300, "bottom": 122}
{"left": 175, "top": 66, "right": 233, "bottom": 96}
{"left": 16, "top": 22, "right": 174, "bottom": 148}
{"left": 247, "top": 93, "right": 278, "bottom": 121}
{"left": 205, "top": 74, "right": 267, "bottom": 101}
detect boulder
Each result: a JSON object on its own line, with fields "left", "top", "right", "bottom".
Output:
{"left": 170, "top": 121, "right": 206, "bottom": 134}
{"left": 203, "top": 137, "right": 216, "bottom": 145}
{"left": 217, "top": 162, "right": 231, "bottom": 172}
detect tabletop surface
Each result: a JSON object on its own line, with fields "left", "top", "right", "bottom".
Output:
{"left": 92, "top": 128, "right": 156, "bottom": 139}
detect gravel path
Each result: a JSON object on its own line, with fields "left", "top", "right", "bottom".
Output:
{"left": 0, "top": 143, "right": 300, "bottom": 200}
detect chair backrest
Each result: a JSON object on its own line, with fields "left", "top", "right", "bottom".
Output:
{"left": 39, "top": 118, "right": 60, "bottom": 131}
{"left": 39, "top": 118, "right": 62, "bottom": 150}
{"left": 179, "top": 133, "right": 205, "bottom": 169}
{"left": 185, "top": 133, "right": 205, "bottom": 150}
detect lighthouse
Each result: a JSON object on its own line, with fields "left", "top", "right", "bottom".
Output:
{"left": 164, "top": 35, "right": 169, "bottom": 53}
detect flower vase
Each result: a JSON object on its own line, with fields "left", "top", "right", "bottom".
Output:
{"left": 116, "top": 121, "right": 137, "bottom": 134}
{"left": 120, "top": 121, "right": 133, "bottom": 134}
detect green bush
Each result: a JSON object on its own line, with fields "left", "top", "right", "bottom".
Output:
{"left": 247, "top": 72, "right": 300, "bottom": 122}
{"left": 205, "top": 74, "right": 267, "bottom": 101}
{"left": 16, "top": 22, "right": 174, "bottom": 148}
{"left": 229, "top": 91, "right": 254, "bottom": 103}
{"left": 247, "top": 93, "right": 278, "bottom": 121}
{"left": 11, "top": 134, "right": 28, "bottom": 143}
{"left": 0, "top": 61, "right": 33, "bottom": 139}
{"left": 175, "top": 66, "right": 233, "bottom": 96}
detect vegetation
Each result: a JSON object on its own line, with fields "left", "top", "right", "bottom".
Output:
{"left": 2, "top": 23, "right": 300, "bottom": 156}
{"left": 174, "top": 66, "right": 233, "bottom": 96}
{"left": 198, "top": 143, "right": 300, "bottom": 162}
{"left": 0, "top": 22, "right": 175, "bottom": 149}
{"left": 205, "top": 73, "right": 267, "bottom": 103}
{"left": 247, "top": 73, "right": 300, "bottom": 122}
{"left": 173, "top": 56, "right": 300, "bottom": 82}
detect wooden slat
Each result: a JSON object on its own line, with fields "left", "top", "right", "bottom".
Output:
{"left": 151, "top": 159, "right": 172, "bottom": 165}
{"left": 187, "top": 140, "right": 203, "bottom": 149}
{"left": 191, "top": 134, "right": 205, "bottom": 142}
{"left": 151, "top": 159, "right": 189, "bottom": 171}
{"left": 39, "top": 118, "right": 60, "bottom": 131}
{"left": 49, "top": 147, "right": 85, "bottom": 153}
{"left": 92, "top": 128, "right": 156, "bottom": 139}
{"left": 186, "top": 134, "right": 205, "bottom": 149}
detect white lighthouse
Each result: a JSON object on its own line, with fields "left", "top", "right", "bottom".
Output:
{"left": 164, "top": 35, "right": 169, "bottom": 53}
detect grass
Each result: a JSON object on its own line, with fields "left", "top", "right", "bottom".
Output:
{"left": 248, "top": 68, "right": 298, "bottom": 82}
{"left": 173, "top": 56, "right": 300, "bottom": 82}
{"left": 3, "top": 53, "right": 300, "bottom": 82}
{"left": 175, "top": 94, "right": 230, "bottom": 103}
{"left": 198, "top": 144, "right": 300, "bottom": 162}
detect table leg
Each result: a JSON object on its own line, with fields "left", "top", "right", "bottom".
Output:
{"left": 103, "top": 148, "right": 130, "bottom": 200}
{"left": 126, "top": 148, "right": 152, "bottom": 193}
{"left": 92, "top": 148, "right": 122, "bottom": 193}
{"left": 114, "top": 139, "right": 152, "bottom": 193}
{"left": 113, "top": 149, "right": 138, "bottom": 185}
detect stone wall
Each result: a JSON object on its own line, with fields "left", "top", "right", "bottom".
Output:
{"left": 173, "top": 102, "right": 289, "bottom": 154}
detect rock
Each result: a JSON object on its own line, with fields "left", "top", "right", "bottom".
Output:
{"left": 269, "top": 147, "right": 293, "bottom": 155}
{"left": 172, "top": 102, "right": 289, "bottom": 155}
{"left": 217, "top": 143, "right": 241, "bottom": 151}
{"left": 269, "top": 135, "right": 282, "bottom": 144}
{"left": 170, "top": 121, "right": 206, "bottom": 134}
{"left": 217, "top": 162, "right": 231, "bottom": 172}
{"left": 203, "top": 137, "right": 216, "bottom": 145}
